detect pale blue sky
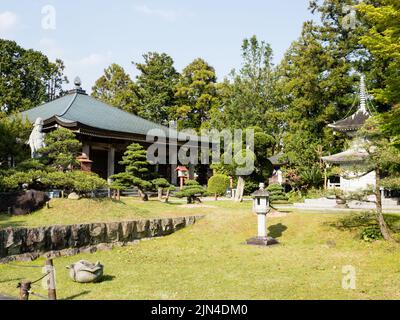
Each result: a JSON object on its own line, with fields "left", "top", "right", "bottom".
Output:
{"left": 0, "top": 0, "right": 314, "bottom": 92}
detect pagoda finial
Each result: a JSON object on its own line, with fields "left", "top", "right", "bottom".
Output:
{"left": 359, "top": 74, "right": 367, "bottom": 113}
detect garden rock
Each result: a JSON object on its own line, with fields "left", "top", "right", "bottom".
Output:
{"left": 67, "top": 260, "right": 104, "bottom": 283}
{"left": 67, "top": 192, "right": 80, "bottom": 200}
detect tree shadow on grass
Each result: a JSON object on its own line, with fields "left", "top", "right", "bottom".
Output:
{"left": 328, "top": 211, "right": 400, "bottom": 234}
{"left": 0, "top": 277, "right": 23, "bottom": 284}
{"left": 64, "top": 290, "right": 91, "bottom": 300}
{"left": 268, "top": 223, "right": 287, "bottom": 238}
{"left": 0, "top": 213, "right": 26, "bottom": 229}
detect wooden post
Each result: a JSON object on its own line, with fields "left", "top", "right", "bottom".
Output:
{"left": 18, "top": 281, "right": 31, "bottom": 300}
{"left": 45, "top": 259, "right": 57, "bottom": 300}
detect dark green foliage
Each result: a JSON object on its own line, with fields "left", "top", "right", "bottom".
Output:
{"left": 175, "top": 180, "right": 207, "bottom": 204}
{"left": 0, "top": 169, "right": 107, "bottom": 195}
{"left": 152, "top": 178, "right": 175, "bottom": 202}
{"left": 135, "top": 52, "right": 179, "bottom": 124}
{"left": 174, "top": 58, "right": 219, "bottom": 130}
{"left": 0, "top": 115, "right": 31, "bottom": 168}
{"left": 67, "top": 171, "right": 107, "bottom": 196}
{"left": 358, "top": 0, "right": 400, "bottom": 105}
{"left": 243, "top": 179, "right": 260, "bottom": 196}
{"left": 39, "top": 127, "right": 82, "bottom": 171}
{"left": 267, "top": 183, "right": 288, "bottom": 203}
{"left": 92, "top": 63, "right": 139, "bottom": 114}
{"left": 152, "top": 178, "right": 171, "bottom": 189}
{"left": 0, "top": 39, "right": 67, "bottom": 115}
{"left": 361, "top": 226, "right": 383, "bottom": 242}
{"left": 299, "top": 166, "right": 324, "bottom": 189}
{"left": 1, "top": 170, "right": 48, "bottom": 191}
{"left": 212, "top": 36, "right": 280, "bottom": 135}
{"left": 207, "top": 174, "right": 230, "bottom": 199}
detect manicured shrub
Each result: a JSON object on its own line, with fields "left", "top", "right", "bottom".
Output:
{"left": 267, "top": 183, "right": 288, "bottom": 203}
{"left": 175, "top": 180, "right": 207, "bottom": 204}
{"left": 207, "top": 174, "right": 230, "bottom": 200}
{"left": 67, "top": 171, "right": 107, "bottom": 196}
{"left": 39, "top": 127, "right": 82, "bottom": 171}
{"left": 152, "top": 178, "right": 175, "bottom": 202}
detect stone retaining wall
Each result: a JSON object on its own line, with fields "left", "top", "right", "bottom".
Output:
{"left": 0, "top": 215, "right": 203, "bottom": 263}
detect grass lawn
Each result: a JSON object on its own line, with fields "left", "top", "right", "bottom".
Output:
{"left": 0, "top": 198, "right": 211, "bottom": 229}
{"left": 1, "top": 199, "right": 400, "bottom": 300}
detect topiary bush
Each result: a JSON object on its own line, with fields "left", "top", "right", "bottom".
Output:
{"left": 207, "top": 174, "right": 230, "bottom": 200}
{"left": 67, "top": 171, "right": 107, "bottom": 196}
{"left": 175, "top": 180, "right": 207, "bottom": 204}
{"left": 152, "top": 178, "right": 175, "bottom": 202}
{"left": 267, "top": 183, "right": 288, "bottom": 203}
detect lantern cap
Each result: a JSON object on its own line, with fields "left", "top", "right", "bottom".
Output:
{"left": 251, "top": 189, "right": 270, "bottom": 198}
{"left": 176, "top": 166, "right": 189, "bottom": 172}
{"left": 251, "top": 183, "right": 269, "bottom": 198}
{"left": 77, "top": 153, "right": 93, "bottom": 163}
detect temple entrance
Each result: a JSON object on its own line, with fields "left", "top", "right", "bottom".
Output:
{"left": 90, "top": 149, "right": 108, "bottom": 179}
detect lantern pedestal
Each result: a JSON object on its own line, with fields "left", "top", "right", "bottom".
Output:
{"left": 247, "top": 183, "right": 279, "bottom": 246}
{"left": 246, "top": 236, "right": 279, "bottom": 246}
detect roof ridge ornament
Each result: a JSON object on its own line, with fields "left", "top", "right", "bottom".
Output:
{"left": 74, "top": 76, "right": 82, "bottom": 89}
{"left": 68, "top": 76, "right": 87, "bottom": 95}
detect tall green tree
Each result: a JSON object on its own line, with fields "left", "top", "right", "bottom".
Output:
{"left": 212, "top": 36, "right": 279, "bottom": 136}
{"left": 92, "top": 63, "right": 139, "bottom": 114}
{"left": 358, "top": 0, "right": 400, "bottom": 105}
{"left": 134, "top": 52, "right": 179, "bottom": 124}
{"left": 277, "top": 0, "right": 380, "bottom": 182}
{"left": 277, "top": 22, "right": 349, "bottom": 177}
{"left": 0, "top": 39, "right": 67, "bottom": 115}
{"left": 357, "top": 0, "right": 400, "bottom": 146}
{"left": 173, "top": 58, "right": 219, "bottom": 131}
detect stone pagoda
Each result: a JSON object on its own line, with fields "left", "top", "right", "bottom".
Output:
{"left": 322, "top": 75, "right": 375, "bottom": 192}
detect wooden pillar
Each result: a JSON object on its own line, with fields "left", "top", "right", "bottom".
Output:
{"left": 18, "top": 281, "right": 31, "bottom": 300}
{"left": 107, "top": 147, "right": 115, "bottom": 178}
{"left": 82, "top": 144, "right": 90, "bottom": 157}
{"left": 45, "top": 259, "right": 57, "bottom": 300}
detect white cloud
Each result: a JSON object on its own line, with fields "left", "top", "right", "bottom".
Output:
{"left": 39, "top": 38, "right": 64, "bottom": 60}
{"left": 76, "top": 52, "right": 112, "bottom": 66}
{"left": 134, "top": 4, "right": 191, "bottom": 22}
{"left": 64, "top": 52, "right": 113, "bottom": 92}
{"left": 0, "top": 11, "right": 18, "bottom": 36}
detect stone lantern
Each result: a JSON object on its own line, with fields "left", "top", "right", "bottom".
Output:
{"left": 176, "top": 166, "right": 189, "bottom": 190}
{"left": 77, "top": 153, "right": 93, "bottom": 172}
{"left": 247, "top": 183, "right": 279, "bottom": 246}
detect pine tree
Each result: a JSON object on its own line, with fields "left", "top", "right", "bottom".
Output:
{"left": 175, "top": 180, "right": 207, "bottom": 204}
{"left": 110, "top": 143, "right": 152, "bottom": 201}
{"left": 92, "top": 63, "right": 139, "bottom": 114}
{"left": 134, "top": 52, "right": 179, "bottom": 124}
{"left": 39, "top": 127, "right": 82, "bottom": 172}
{"left": 173, "top": 58, "right": 219, "bottom": 131}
